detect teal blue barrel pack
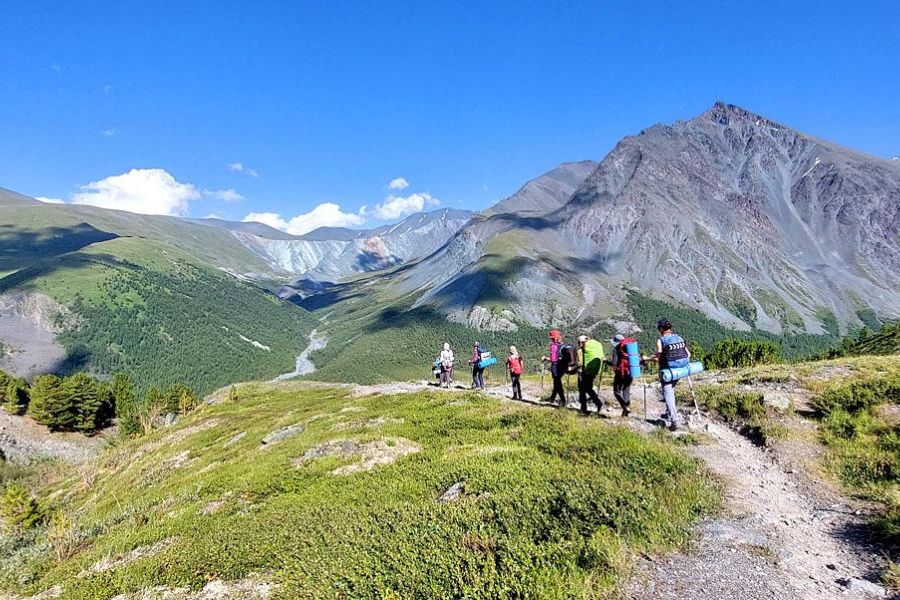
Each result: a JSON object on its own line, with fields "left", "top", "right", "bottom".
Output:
{"left": 624, "top": 340, "right": 642, "bottom": 378}
{"left": 660, "top": 361, "right": 704, "bottom": 383}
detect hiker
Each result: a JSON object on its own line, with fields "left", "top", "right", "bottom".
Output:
{"left": 541, "top": 330, "right": 567, "bottom": 408}
{"left": 645, "top": 318, "right": 690, "bottom": 430}
{"left": 468, "top": 342, "right": 486, "bottom": 390}
{"left": 576, "top": 335, "right": 604, "bottom": 415}
{"left": 604, "top": 334, "right": 634, "bottom": 417}
{"left": 506, "top": 345, "right": 524, "bottom": 400}
{"left": 439, "top": 342, "right": 454, "bottom": 388}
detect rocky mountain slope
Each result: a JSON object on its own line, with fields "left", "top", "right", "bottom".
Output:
{"left": 230, "top": 208, "right": 473, "bottom": 281}
{"left": 392, "top": 103, "right": 900, "bottom": 335}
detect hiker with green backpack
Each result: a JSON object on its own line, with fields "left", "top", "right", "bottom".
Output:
{"left": 576, "top": 335, "right": 605, "bottom": 415}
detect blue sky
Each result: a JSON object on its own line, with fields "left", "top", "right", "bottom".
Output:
{"left": 1, "top": 1, "right": 898, "bottom": 233}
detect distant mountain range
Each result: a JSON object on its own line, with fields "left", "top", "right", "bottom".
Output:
{"left": 1, "top": 102, "right": 898, "bottom": 392}
{"left": 213, "top": 208, "right": 473, "bottom": 281}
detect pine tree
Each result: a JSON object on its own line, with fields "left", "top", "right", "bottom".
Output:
{"left": 28, "top": 375, "right": 74, "bottom": 430}
{"left": 3, "top": 377, "right": 30, "bottom": 416}
{"left": 111, "top": 373, "right": 141, "bottom": 437}
{"left": 64, "top": 373, "right": 103, "bottom": 433}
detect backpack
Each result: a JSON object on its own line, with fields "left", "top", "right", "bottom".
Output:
{"left": 557, "top": 343, "right": 577, "bottom": 373}
{"left": 478, "top": 347, "right": 496, "bottom": 369}
{"left": 508, "top": 356, "right": 523, "bottom": 375}
{"left": 581, "top": 339, "right": 605, "bottom": 377}
{"left": 616, "top": 338, "right": 637, "bottom": 376}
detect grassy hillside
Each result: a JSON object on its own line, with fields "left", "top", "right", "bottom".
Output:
{"left": 0, "top": 383, "right": 718, "bottom": 598}
{"left": 0, "top": 233, "right": 314, "bottom": 395}
{"left": 0, "top": 203, "right": 278, "bottom": 277}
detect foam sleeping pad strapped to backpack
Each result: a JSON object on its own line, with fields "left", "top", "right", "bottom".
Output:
{"left": 582, "top": 339, "right": 605, "bottom": 377}
{"left": 660, "top": 361, "right": 704, "bottom": 383}
{"left": 479, "top": 356, "right": 498, "bottom": 368}
{"left": 624, "top": 340, "right": 642, "bottom": 378}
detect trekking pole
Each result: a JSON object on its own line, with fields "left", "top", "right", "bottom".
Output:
{"left": 642, "top": 375, "right": 647, "bottom": 419}
{"left": 540, "top": 362, "right": 545, "bottom": 394}
{"left": 687, "top": 375, "right": 701, "bottom": 415}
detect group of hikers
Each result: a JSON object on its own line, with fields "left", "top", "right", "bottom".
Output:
{"left": 433, "top": 318, "right": 692, "bottom": 430}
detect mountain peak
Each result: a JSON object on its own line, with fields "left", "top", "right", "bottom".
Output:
{"left": 697, "top": 101, "right": 767, "bottom": 126}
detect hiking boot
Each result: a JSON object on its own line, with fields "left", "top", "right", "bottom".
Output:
{"left": 621, "top": 408, "right": 631, "bottom": 417}
{"left": 668, "top": 422, "right": 679, "bottom": 432}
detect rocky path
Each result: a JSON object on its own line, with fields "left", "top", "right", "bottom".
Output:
{"left": 627, "top": 415, "right": 888, "bottom": 599}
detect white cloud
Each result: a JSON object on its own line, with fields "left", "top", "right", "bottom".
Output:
{"left": 71, "top": 168, "right": 200, "bottom": 216}
{"left": 372, "top": 193, "right": 439, "bottom": 220}
{"left": 35, "top": 196, "right": 65, "bottom": 204}
{"left": 101, "top": 129, "right": 116, "bottom": 137}
{"left": 203, "top": 213, "right": 224, "bottom": 220}
{"left": 387, "top": 177, "right": 409, "bottom": 190}
{"left": 228, "top": 162, "right": 259, "bottom": 178}
{"left": 242, "top": 203, "right": 365, "bottom": 236}
{"left": 204, "top": 188, "right": 244, "bottom": 203}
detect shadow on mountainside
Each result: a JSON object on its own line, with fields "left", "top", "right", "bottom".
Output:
{"left": 0, "top": 222, "right": 118, "bottom": 271}
{"left": 0, "top": 252, "right": 129, "bottom": 294}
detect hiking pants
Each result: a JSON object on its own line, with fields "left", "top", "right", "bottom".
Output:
{"left": 612, "top": 372, "right": 632, "bottom": 410}
{"left": 472, "top": 367, "right": 485, "bottom": 390}
{"left": 441, "top": 367, "right": 452, "bottom": 388}
{"left": 578, "top": 373, "right": 601, "bottom": 414}
{"left": 549, "top": 363, "right": 566, "bottom": 406}
{"left": 660, "top": 377, "right": 680, "bottom": 426}
{"left": 510, "top": 374, "right": 522, "bottom": 400}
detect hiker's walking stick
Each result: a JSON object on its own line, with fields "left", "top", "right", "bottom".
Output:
{"left": 540, "top": 362, "right": 545, "bottom": 393}
{"left": 686, "top": 375, "right": 700, "bottom": 415}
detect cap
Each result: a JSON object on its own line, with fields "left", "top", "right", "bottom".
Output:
{"left": 657, "top": 318, "right": 672, "bottom": 330}
{"left": 577, "top": 335, "right": 588, "bottom": 343}
{"left": 549, "top": 329, "right": 562, "bottom": 340}
{"left": 613, "top": 334, "right": 625, "bottom": 342}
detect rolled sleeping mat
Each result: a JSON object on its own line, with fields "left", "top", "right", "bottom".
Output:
{"left": 479, "top": 356, "right": 498, "bottom": 368}
{"left": 624, "top": 341, "right": 642, "bottom": 378}
{"left": 660, "top": 361, "right": 704, "bottom": 383}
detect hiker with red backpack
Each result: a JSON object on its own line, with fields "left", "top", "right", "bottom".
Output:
{"left": 604, "top": 334, "right": 639, "bottom": 417}
{"left": 506, "top": 345, "right": 524, "bottom": 400}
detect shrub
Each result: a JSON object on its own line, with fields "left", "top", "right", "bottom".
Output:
{"left": 812, "top": 375, "right": 900, "bottom": 417}
{"left": 706, "top": 339, "right": 781, "bottom": 369}
{"left": 0, "top": 483, "right": 42, "bottom": 535}
{"left": 27, "top": 374, "right": 74, "bottom": 430}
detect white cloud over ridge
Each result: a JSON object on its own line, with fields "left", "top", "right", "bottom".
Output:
{"left": 36, "top": 196, "right": 65, "bottom": 204}
{"left": 372, "top": 192, "right": 439, "bottom": 220}
{"left": 387, "top": 177, "right": 409, "bottom": 190}
{"left": 243, "top": 203, "right": 365, "bottom": 236}
{"left": 71, "top": 168, "right": 201, "bottom": 216}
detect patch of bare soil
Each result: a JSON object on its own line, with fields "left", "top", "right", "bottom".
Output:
{"left": 80, "top": 538, "right": 176, "bottom": 577}
{"left": 108, "top": 576, "right": 276, "bottom": 599}
{"left": 0, "top": 408, "right": 105, "bottom": 465}
{"left": 295, "top": 437, "right": 421, "bottom": 475}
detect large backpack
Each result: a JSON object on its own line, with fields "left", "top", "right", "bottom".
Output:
{"left": 478, "top": 347, "right": 497, "bottom": 369}
{"left": 557, "top": 343, "right": 577, "bottom": 374}
{"left": 508, "top": 356, "right": 523, "bottom": 375}
{"left": 582, "top": 339, "right": 605, "bottom": 377}
{"left": 616, "top": 338, "right": 636, "bottom": 376}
